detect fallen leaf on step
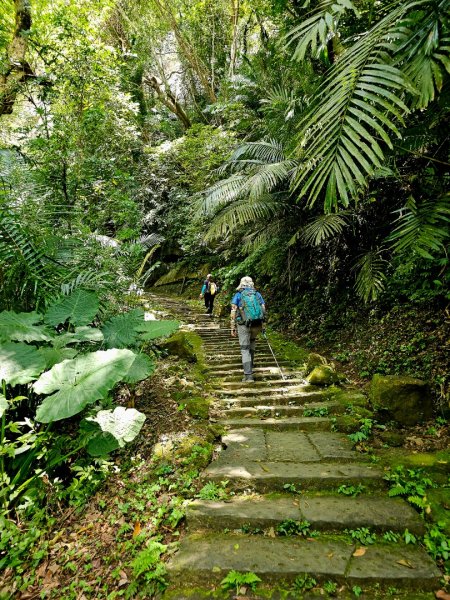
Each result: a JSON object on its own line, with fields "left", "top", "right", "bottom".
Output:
{"left": 133, "top": 522, "right": 141, "bottom": 538}
{"left": 268, "top": 527, "right": 276, "bottom": 538}
{"left": 396, "top": 559, "right": 414, "bottom": 569}
{"left": 353, "top": 547, "right": 366, "bottom": 557}
{"left": 327, "top": 552, "right": 334, "bottom": 558}
{"left": 234, "top": 543, "right": 239, "bottom": 550}
{"left": 212, "top": 566, "right": 221, "bottom": 573}
{"left": 260, "top": 464, "right": 270, "bottom": 472}
{"left": 436, "top": 591, "right": 450, "bottom": 600}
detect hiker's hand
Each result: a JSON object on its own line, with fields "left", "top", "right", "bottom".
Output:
{"left": 231, "top": 329, "right": 237, "bottom": 338}
{"left": 199, "top": 294, "right": 203, "bottom": 299}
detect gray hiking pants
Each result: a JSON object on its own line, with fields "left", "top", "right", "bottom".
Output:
{"left": 237, "top": 323, "right": 262, "bottom": 375}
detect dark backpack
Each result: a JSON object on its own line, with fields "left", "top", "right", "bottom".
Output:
{"left": 238, "top": 289, "right": 265, "bottom": 326}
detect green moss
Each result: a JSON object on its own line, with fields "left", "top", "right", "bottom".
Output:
{"left": 306, "top": 365, "right": 339, "bottom": 386}
{"left": 333, "top": 414, "right": 360, "bottom": 433}
{"left": 327, "top": 387, "right": 369, "bottom": 408}
{"left": 427, "top": 488, "right": 450, "bottom": 534}
{"left": 265, "top": 328, "right": 309, "bottom": 366}
{"left": 185, "top": 396, "right": 211, "bottom": 419}
{"left": 376, "top": 448, "right": 450, "bottom": 478}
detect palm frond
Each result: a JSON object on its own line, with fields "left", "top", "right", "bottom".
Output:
{"left": 297, "top": 212, "right": 350, "bottom": 246}
{"left": 229, "top": 139, "right": 286, "bottom": 164}
{"left": 285, "top": 0, "right": 359, "bottom": 61}
{"left": 60, "top": 271, "right": 113, "bottom": 296}
{"left": 388, "top": 195, "right": 450, "bottom": 259}
{"left": 353, "top": 250, "right": 387, "bottom": 303}
{"left": 205, "top": 197, "right": 281, "bottom": 241}
{"left": 392, "top": 2, "right": 450, "bottom": 108}
{"left": 200, "top": 174, "right": 248, "bottom": 214}
{"left": 291, "top": 2, "right": 418, "bottom": 210}
{"left": 245, "top": 160, "right": 297, "bottom": 201}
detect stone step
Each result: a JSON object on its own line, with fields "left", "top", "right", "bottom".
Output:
{"left": 215, "top": 378, "right": 306, "bottom": 389}
{"left": 203, "top": 461, "right": 384, "bottom": 492}
{"left": 217, "top": 385, "right": 313, "bottom": 397}
{"left": 221, "top": 400, "right": 342, "bottom": 418}
{"left": 220, "top": 416, "right": 331, "bottom": 431}
{"left": 167, "top": 534, "right": 439, "bottom": 589}
{"left": 186, "top": 494, "right": 426, "bottom": 535}
{"left": 209, "top": 365, "right": 294, "bottom": 376}
{"left": 221, "top": 392, "right": 329, "bottom": 407}
{"left": 208, "top": 360, "right": 292, "bottom": 370}
{"left": 215, "top": 371, "right": 303, "bottom": 382}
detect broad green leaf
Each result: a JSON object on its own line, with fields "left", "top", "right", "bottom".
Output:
{"left": 123, "top": 353, "right": 155, "bottom": 384}
{"left": 53, "top": 326, "right": 104, "bottom": 348}
{"left": 38, "top": 346, "right": 78, "bottom": 369}
{"left": 44, "top": 289, "right": 99, "bottom": 327}
{"left": 34, "top": 349, "right": 136, "bottom": 423}
{"left": 0, "top": 342, "right": 47, "bottom": 386}
{"left": 0, "top": 311, "right": 53, "bottom": 343}
{"left": 0, "top": 394, "right": 7, "bottom": 417}
{"left": 135, "top": 320, "right": 179, "bottom": 341}
{"left": 102, "top": 309, "right": 145, "bottom": 348}
{"left": 85, "top": 406, "right": 146, "bottom": 456}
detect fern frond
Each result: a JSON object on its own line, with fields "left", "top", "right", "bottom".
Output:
{"left": 299, "top": 212, "right": 350, "bottom": 246}
{"left": 353, "top": 250, "right": 387, "bottom": 303}
{"left": 388, "top": 195, "right": 450, "bottom": 259}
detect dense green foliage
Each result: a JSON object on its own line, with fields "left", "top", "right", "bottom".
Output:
{"left": 0, "top": 0, "right": 448, "bottom": 589}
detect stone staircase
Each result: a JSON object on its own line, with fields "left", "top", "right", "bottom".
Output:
{"left": 148, "top": 296, "right": 440, "bottom": 598}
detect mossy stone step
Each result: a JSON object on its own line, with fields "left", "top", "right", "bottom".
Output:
{"left": 215, "top": 378, "right": 306, "bottom": 389}
{"left": 220, "top": 416, "right": 331, "bottom": 431}
{"left": 222, "top": 400, "right": 342, "bottom": 418}
{"left": 221, "top": 391, "right": 327, "bottom": 407}
{"left": 203, "top": 460, "right": 382, "bottom": 492}
{"left": 187, "top": 494, "right": 426, "bottom": 535}
{"left": 215, "top": 372, "right": 304, "bottom": 382}
{"left": 218, "top": 385, "right": 312, "bottom": 397}
{"left": 167, "top": 533, "right": 439, "bottom": 589}
{"left": 210, "top": 366, "right": 295, "bottom": 376}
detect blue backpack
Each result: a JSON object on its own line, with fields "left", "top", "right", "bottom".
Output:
{"left": 238, "top": 289, "right": 265, "bottom": 326}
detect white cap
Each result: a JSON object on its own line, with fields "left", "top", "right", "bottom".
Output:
{"left": 236, "top": 276, "right": 254, "bottom": 290}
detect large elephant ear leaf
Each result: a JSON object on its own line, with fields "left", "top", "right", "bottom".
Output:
{"left": 84, "top": 407, "right": 146, "bottom": 456}
{"left": 0, "top": 342, "right": 47, "bottom": 386}
{"left": 44, "top": 290, "right": 99, "bottom": 327}
{"left": 102, "top": 309, "right": 145, "bottom": 348}
{"left": 123, "top": 353, "right": 155, "bottom": 384}
{"left": 38, "top": 346, "right": 78, "bottom": 370}
{"left": 0, "top": 394, "right": 8, "bottom": 418}
{"left": 34, "top": 349, "right": 136, "bottom": 423}
{"left": 0, "top": 311, "right": 53, "bottom": 343}
{"left": 53, "top": 326, "right": 104, "bottom": 348}
{"left": 135, "top": 320, "right": 179, "bottom": 341}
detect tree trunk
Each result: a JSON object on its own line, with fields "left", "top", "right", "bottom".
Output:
{"left": 0, "top": 0, "right": 34, "bottom": 115}
{"left": 151, "top": 0, "right": 217, "bottom": 103}
{"left": 145, "top": 76, "right": 191, "bottom": 130}
{"left": 229, "top": 0, "right": 240, "bottom": 78}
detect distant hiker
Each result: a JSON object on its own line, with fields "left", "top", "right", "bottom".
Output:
{"left": 230, "top": 276, "right": 266, "bottom": 382}
{"left": 199, "top": 273, "right": 219, "bottom": 316}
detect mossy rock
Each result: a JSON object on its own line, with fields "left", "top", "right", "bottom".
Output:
{"left": 370, "top": 374, "right": 433, "bottom": 426}
{"left": 184, "top": 396, "right": 210, "bottom": 419}
{"left": 306, "top": 365, "right": 339, "bottom": 386}
{"left": 329, "top": 388, "right": 368, "bottom": 408}
{"left": 351, "top": 406, "right": 374, "bottom": 419}
{"left": 161, "top": 331, "right": 204, "bottom": 363}
{"left": 304, "top": 352, "right": 327, "bottom": 376}
{"left": 427, "top": 488, "right": 450, "bottom": 534}
{"left": 378, "top": 431, "right": 406, "bottom": 447}
{"left": 178, "top": 436, "right": 213, "bottom": 467}
{"left": 333, "top": 414, "right": 360, "bottom": 433}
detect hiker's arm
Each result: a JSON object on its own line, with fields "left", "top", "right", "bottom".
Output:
{"left": 199, "top": 283, "right": 206, "bottom": 298}
{"left": 230, "top": 303, "right": 238, "bottom": 337}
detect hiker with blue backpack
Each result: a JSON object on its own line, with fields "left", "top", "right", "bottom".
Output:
{"left": 230, "top": 276, "right": 266, "bottom": 382}
{"left": 199, "top": 273, "right": 219, "bottom": 316}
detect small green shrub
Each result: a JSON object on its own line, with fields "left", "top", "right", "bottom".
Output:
{"left": 220, "top": 570, "right": 261, "bottom": 594}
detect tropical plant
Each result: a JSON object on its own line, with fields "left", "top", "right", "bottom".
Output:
{"left": 287, "top": 0, "right": 449, "bottom": 209}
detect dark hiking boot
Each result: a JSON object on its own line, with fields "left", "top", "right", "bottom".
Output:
{"left": 242, "top": 375, "right": 255, "bottom": 382}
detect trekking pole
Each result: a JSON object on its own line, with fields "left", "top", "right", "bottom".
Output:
{"left": 262, "top": 330, "right": 286, "bottom": 381}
